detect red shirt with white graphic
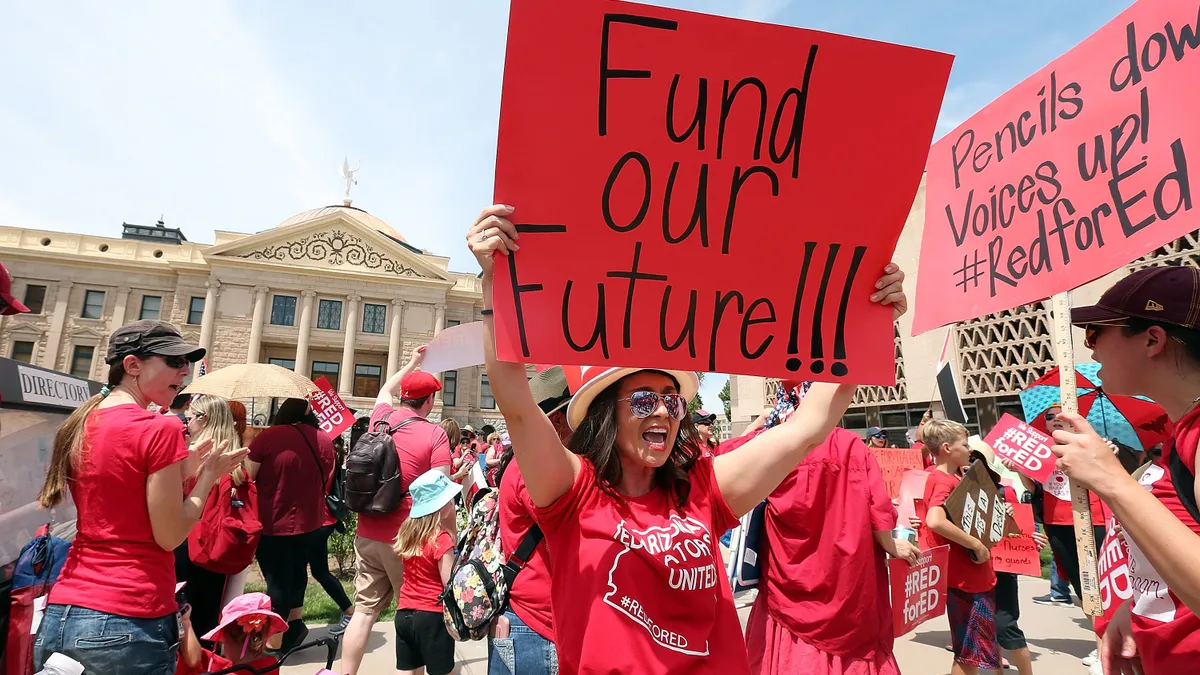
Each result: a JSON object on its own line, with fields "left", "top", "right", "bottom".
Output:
{"left": 533, "top": 456, "right": 746, "bottom": 675}
{"left": 1125, "top": 406, "right": 1200, "bottom": 674}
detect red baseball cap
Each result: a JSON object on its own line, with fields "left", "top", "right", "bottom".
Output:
{"left": 401, "top": 371, "right": 442, "bottom": 399}
{"left": 0, "top": 261, "right": 29, "bottom": 316}
{"left": 1072, "top": 266, "right": 1200, "bottom": 330}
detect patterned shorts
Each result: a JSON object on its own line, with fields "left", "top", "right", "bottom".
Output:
{"left": 947, "top": 587, "right": 1000, "bottom": 669}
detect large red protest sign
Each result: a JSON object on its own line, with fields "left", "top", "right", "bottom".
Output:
{"left": 871, "top": 448, "right": 925, "bottom": 500}
{"left": 309, "top": 376, "right": 355, "bottom": 438}
{"left": 1095, "top": 516, "right": 1132, "bottom": 636}
{"left": 913, "top": 1, "right": 1200, "bottom": 334}
{"left": 985, "top": 413, "right": 1058, "bottom": 483}
{"left": 889, "top": 545, "right": 950, "bottom": 637}
{"left": 493, "top": 0, "right": 952, "bottom": 382}
{"left": 992, "top": 502, "right": 1042, "bottom": 577}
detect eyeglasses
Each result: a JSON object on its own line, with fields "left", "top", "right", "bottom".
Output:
{"left": 1044, "top": 411, "right": 1058, "bottom": 422}
{"left": 619, "top": 391, "right": 687, "bottom": 420}
{"left": 160, "top": 354, "right": 190, "bottom": 369}
{"left": 1083, "top": 323, "right": 1127, "bottom": 349}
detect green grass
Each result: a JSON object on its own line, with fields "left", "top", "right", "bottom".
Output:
{"left": 1040, "top": 544, "right": 1052, "bottom": 578}
{"left": 245, "top": 579, "right": 396, "bottom": 625}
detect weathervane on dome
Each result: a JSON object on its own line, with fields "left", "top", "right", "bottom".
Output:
{"left": 340, "top": 156, "right": 359, "bottom": 204}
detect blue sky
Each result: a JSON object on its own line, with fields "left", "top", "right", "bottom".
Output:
{"left": 0, "top": 0, "right": 1132, "bottom": 412}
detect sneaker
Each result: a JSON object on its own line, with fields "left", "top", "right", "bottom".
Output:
{"left": 1032, "top": 593, "right": 1073, "bottom": 606}
{"left": 328, "top": 613, "right": 352, "bottom": 636}
{"left": 1082, "top": 649, "right": 1099, "bottom": 667}
{"left": 1089, "top": 661, "right": 1104, "bottom": 675}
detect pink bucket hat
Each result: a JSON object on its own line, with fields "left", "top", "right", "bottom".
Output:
{"left": 201, "top": 592, "right": 287, "bottom": 643}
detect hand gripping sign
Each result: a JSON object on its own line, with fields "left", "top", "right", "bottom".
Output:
{"left": 492, "top": 0, "right": 953, "bottom": 382}
{"left": 984, "top": 413, "right": 1058, "bottom": 483}
{"left": 889, "top": 545, "right": 950, "bottom": 636}
{"left": 914, "top": 0, "right": 1200, "bottom": 334}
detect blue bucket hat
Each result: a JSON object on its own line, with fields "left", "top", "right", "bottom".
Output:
{"left": 409, "top": 469, "right": 462, "bottom": 519}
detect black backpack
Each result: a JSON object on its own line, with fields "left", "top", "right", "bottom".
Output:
{"left": 344, "top": 418, "right": 419, "bottom": 514}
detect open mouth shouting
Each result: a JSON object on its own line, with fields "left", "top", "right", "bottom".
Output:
{"left": 642, "top": 425, "right": 670, "bottom": 453}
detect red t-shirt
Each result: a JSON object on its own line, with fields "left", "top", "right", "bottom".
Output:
{"left": 358, "top": 404, "right": 451, "bottom": 543}
{"left": 533, "top": 456, "right": 747, "bottom": 675}
{"left": 248, "top": 424, "right": 334, "bottom": 536}
{"left": 398, "top": 531, "right": 454, "bottom": 613}
{"left": 176, "top": 649, "right": 275, "bottom": 675}
{"left": 920, "top": 469, "right": 996, "bottom": 593}
{"left": 1042, "top": 481, "right": 1108, "bottom": 526}
{"left": 1126, "top": 406, "right": 1200, "bottom": 674}
{"left": 50, "top": 404, "right": 188, "bottom": 618}
{"left": 500, "top": 461, "right": 555, "bottom": 641}
{"left": 761, "top": 429, "right": 897, "bottom": 659}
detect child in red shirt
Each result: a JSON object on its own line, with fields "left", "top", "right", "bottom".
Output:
{"left": 920, "top": 420, "right": 999, "bottom": 675}
{"left": 393, "top": 469, "right": 460, "bottom": 675}
{"left": 176, "top": 591, "right": 286, "bottom": 675}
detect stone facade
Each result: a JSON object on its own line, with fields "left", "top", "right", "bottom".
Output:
{"left": 0, "top": 204, "right": 504, "bottom": 428}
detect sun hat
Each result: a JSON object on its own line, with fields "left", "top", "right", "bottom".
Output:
{"left": 565, "top": 365, "right": 700, "bottom": 431}
{"left": 408, "top": 469, "right": 462, "bottom": 518}
{"left": 529, "top": 366, "right": 572, "bottom": 414}
{"left": 107, "top": 320, "right": 205, "bottom": 365}
{"left": 200, "top": 592, "right": 287, "bottom": 642}
{"left": 0, "top": 261, "right": 29, "bottom": 316}
{"left": 1072, "top": 266, "right": 1200, "bottom": 330}
{"left": 967, "top": 436, "right": 997, "bottom": 467}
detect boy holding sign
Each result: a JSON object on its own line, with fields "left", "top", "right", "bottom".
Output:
{"left": 920, "top": 420, "right": 999, "bottom": 675}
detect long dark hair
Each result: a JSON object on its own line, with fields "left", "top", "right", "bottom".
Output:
{"left": 567, "top": 371, "right": 702, "bottom": 507}
{"left": 274, "top": 398, "right": 317, "bottom": 427}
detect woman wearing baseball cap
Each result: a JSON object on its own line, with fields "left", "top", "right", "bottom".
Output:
{"left": 34, "top": 320, "right": 248, "bottom": 674}
{"left": 467, "top": 204, "right": 908, "bottom": 674}
{"left": 1051, "top": 266, "right": 1200, "bottom": 675}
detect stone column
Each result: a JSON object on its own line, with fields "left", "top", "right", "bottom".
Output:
{"left": 198, "top": 276, "right": 220, "bottom": 353}
{"left": 294, "top": 290, "right": 316, "bottom": 377}
{"left": 339, "top": 294, "right": 361, "bottom": 396}
{"left": 386, "top": 299, "right": 406, "bottom": 376}
{"left": 433, "top": 303, "right": 446, "bottom": 335}
{"left": 247, "top": 286, "right": 270, "bottom": 364}
{"left": 108, "top": 286, "right": 131, "bottom": 335}
{"left": 41, "top": 281, "right": 73, "bottom": 370}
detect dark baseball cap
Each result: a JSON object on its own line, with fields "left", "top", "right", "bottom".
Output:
{"left": 107, "top": 320, "right": 206, "bottom": 365}
{"left": 692, "top": 410, "right": 716, "bottom": 425}
{"left": 1072, "top": 266, "right": 1200, "bottom": 330}
{"left": 867, "top": 426, "right": 887, "bottom": 438}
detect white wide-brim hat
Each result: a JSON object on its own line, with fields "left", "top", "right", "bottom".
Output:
{"left": 565, "top": 366, "right": 699, "bottom": 431}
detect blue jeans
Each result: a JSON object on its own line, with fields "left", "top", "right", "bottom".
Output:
{"left": 34, "top": 604, "right": 179, "bottom": 675}
{"left": 488, "top": 611, "right": 558, "bottom": 675}
{"left": 1050, "top": 558, "right": 1072, "bottom": 600}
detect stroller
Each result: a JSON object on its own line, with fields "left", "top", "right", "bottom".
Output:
{"left": 201, "top": 637, "right": 338, "bottom": 675}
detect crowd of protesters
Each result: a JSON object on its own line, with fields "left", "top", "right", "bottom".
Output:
{"left": 18, "top": 214, "right": 1200, "bottom": 675}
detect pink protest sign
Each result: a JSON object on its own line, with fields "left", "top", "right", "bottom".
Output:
{"left": 984, "top": 413, "right": 1057, "bottom": 483}
{"left": 308, "top": 376, "right": 355, "bottom": 438}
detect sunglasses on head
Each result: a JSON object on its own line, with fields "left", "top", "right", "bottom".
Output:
{"left": 620, "top": 391, "right": 687, "bottom": 420}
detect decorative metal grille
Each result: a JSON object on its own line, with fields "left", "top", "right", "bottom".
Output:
{"left": 1129, "top": 228, "right": 1200, "bottom": 270}
{"left": 763, "top": 322, "right": 907, "bottom": 406}
{"left": 957, "top": 303, "right": 1054, "bottom": 397}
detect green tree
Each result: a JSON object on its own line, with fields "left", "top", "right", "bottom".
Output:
{"left": 688, "top": 372, "right": 706, "bottom": 414}
{"left": 719, "top": 379, "right": 731, "bottom": 421}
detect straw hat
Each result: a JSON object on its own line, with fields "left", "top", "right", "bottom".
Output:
{"left": 565, "top": 365, "right": 699, "bottom": 431}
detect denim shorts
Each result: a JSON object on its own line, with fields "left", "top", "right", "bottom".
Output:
{"left": 34, "top": 604, "right": 179, "bottom": 675}
{"left": 488, "top": 610, "right": 558, "bottom": 675}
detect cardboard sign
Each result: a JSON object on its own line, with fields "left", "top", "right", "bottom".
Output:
{"left": 992, "top": 502, "right": 1042, "bottom": 577}
{"left": 872, "top": 448, "right": 925, "bottom": 500}
{"left": 985, "top": 413, "right": 1058, "bottom": 483}
{"left": 889, "top": 545, "right": 950, "bottom": 637}
{"left": 1095, "top": 516, "right": 1132, "bottom": 636}
{"left": 493, "top": 0, "right": 953, "bottom": 382}
{"left": 308, "top": 376, "right": 355, "bottom": 438}
{"left": 913, "top": 1, "right": 1200, "bottom": 334}
{"left": 896, "top": 470, "right": 929, "bottom": 526}
{"left": 942, "top": 460, "right": 1019, "bottom": 550}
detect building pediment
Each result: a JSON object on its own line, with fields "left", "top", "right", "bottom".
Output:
{"left": 204, "top": 210, "right": 447, "bottom": 281}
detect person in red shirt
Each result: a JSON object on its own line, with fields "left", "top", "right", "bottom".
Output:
{"left": 744, "top": 422, "right": 919, "bottom": 675}
{"left": 467, "top": 203, "right": 908, "bottom": 675}
{"left": 393, "top": 469, "right": 461, "bottom": 675}
{"left": 176, "top": 592, "right": 287, "bottom": 675}
{"left": 34, "top": 320, "right": 246, "bottom": 675}
{"left": 920, "top": 419, "right": 998, "bottom": 675}
{"left": 340, "top": 346, "right": 453, "bottom": 675}
{"left": 490, "top": 366, "right": 574, "bottom": 675}
{"left": 246, "top": 396, "right": 334, "bottom": 653}
{"left": 1051, "top": 266, "right": 1200, "bottom": 675}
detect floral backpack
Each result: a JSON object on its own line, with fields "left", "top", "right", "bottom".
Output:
{"left": 440, "top": 487, "right": 542, "bottom": 641}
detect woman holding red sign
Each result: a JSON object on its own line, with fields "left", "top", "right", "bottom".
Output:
{"left": 1051, "top": 266, "right": 1200, "bottom": 675}
{"left": 466, "top": 204, "right": 909, "bottom": 675}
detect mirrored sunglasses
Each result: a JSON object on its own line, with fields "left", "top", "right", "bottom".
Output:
{"left": 871, "top": 433, "right": 888, "bottom": 439}
{"left": 620, "top": 391, "right": 687, "bottom": 420}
